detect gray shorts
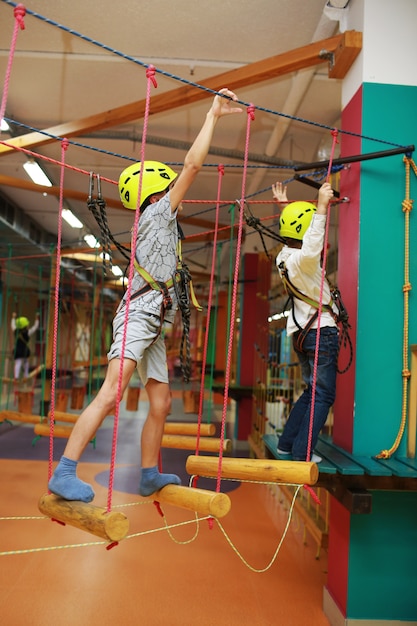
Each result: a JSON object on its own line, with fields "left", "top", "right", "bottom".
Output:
{"left": 107, "top": 306, "right": 169, "bottom": 386}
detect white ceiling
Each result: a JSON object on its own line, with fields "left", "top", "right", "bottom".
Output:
{"left": 0, "top": 0, "right": 348, "bottom": 298}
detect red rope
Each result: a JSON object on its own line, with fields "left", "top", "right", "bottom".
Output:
{"left": 215, "top": 104, "right": 256, "bottom": 494}
{"left": 0, "top": 4, "right": 26, "bottom": 122}
{"left": 106, "top": 67, "right": 157, "bottom": 513}
{"left": 48, "top": 138, "right": 69, "bottom": 483}
{"left": 305, "top": 129, "right": 339, "bottom": 463}
{"left": 194, "top": 164, "right": 225, "bottom": 464}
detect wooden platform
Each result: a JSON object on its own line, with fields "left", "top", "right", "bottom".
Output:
{"left": 263, "top": 433, "right": 417, "bottom": 478}
{"left": 260, "top": 433, "right": 417, "bottom": 517}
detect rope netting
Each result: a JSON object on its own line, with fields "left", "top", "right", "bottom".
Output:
{"left": 0, "top": 0, "right": 415, "bottom": 564}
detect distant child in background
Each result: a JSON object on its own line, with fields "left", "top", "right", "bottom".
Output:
{"left": 11, "top": 312, "right": 40, "bottom": 380}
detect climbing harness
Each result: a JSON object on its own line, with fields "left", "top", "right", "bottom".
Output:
{"left": 86, "top": 174, "right": 201, "bottom": 382}
{"left": 278, "top": 261, "right": 353, "bottom": 374}
{"left": 132, "top": 228, "right": 202, "bottom": 383}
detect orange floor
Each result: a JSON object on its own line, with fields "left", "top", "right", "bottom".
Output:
{"left": 0, "top": 396, "right": 330, "bottom": 626}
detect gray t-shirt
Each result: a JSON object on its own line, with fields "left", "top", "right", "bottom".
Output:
{"left": 124, "top": 191, "right": 179, "bottom": 322}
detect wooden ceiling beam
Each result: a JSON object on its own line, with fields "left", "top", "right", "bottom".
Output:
{"left": 0, "top": 32, "right": 361, "bottom": 157}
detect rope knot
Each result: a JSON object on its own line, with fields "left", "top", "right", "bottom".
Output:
{"left": 331, "top": 128, "right": 339, "bottom": 142}
{"left": 402, "top": 368, "right": 411, "bottom": 379}
{"left": 61, "top": 137, "right": 69, "bottom": 152}
{"left": 146, "top": 64, "right": 158, "bottom": 88}
{"left": 403, "top": 282, "right": 412, "bottom": 293}
{"left": 218, "top": 164, "right": 225, "bottom": 176}
{"left": 375, "top": 449, "right": 391, "bottom": 459}
{"left": 14, "top": 4, "right": 26, "bottom": 29}
{"left": 402, "top": 198, "right": 413, "bottom": 213}
{"left": 247, "top": 103, "right": 256, "bottom": 121}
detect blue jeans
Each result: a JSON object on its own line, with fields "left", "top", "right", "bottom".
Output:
{"left": 278, "top": 327, "right": 338, "bottom": 460}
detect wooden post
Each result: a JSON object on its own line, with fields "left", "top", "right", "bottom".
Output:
{"left": 182, "top": 389, "right": 199, "bottom": 413}
{"left": 148, "top": 484, "right": 231, "bottom": 518}
{"left": 17, "top": 391, "right": 33, "bottom": 414}
{"left": 186, "top": 455, "right": 318, "bottom": 486}
{"left": 161, "top": 434, "right": 231, "bottom": 453}
{"left": 126, "top": 386, "right": 140, "bottom": 411}
{"left": 38, "top": 494, "right": 129, "bottom": 542}
{"left": 55, "top": 390, "right": 70, "bottom": 412}
{"left": 71, "top": 386, "right": 86, "bottom": 410}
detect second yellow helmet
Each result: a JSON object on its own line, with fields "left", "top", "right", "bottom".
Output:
{"left": 279, "top": 201, "right": 316, "bottom": 240}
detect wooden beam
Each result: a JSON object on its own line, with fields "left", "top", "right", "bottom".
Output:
{"left": 328, "top": 30, "right": 363, "bottom": 79}
{"left": 0, "top": 33, "right": 356, "bottom": 157}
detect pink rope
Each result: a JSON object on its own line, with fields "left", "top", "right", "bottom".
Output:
{"left": 48, "top": 138, "right": 69, "bottom": 484}
{"left": 215, "top": 104, "right": 256, "bottom": 494}
{"left": 305, "top": 129, "right": 339, "bottom": 463}
{"left": 106, "top": 66, "right": 157, "bottom": 513}
{"left": 0, "top": 4, "right": 26, "bottom": 122}
{"left": 194, "top": 164, "right": 225, "bottom": 462}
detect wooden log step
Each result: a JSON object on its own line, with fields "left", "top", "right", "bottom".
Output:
{"left": 147, "top": 484, "right": 231, "bottom": 518}
{"left": 38, "top": 493, "right": 129, "bottom": 542}
{"left": 186, "top": 454, "right": 319, "bottom": 486}
{"left": 0, "top": 410, "right": 46, "bottom": 425}
{"left": 164, "top": 422, "right": 216, "bottom": 436}
{"left": 161, "top": 435, "right": 231, "bottom": 453}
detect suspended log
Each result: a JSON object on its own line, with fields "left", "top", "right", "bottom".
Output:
{"left": 148, "top": 484, "right": 231, "bottom": 518}
{"left": 161, "top": 434, "right": 231, "bottom": 453}
{"left": 186, "top": 455, "right": 319, "bottom": 486}
{"left": 38, "top": 493, "right": 129, "bottom": 542}
{"left": 0, "top": 410, "right": 46, "bottom": 425}
{"left": 48, "top": 411, "right": 79, "bottom": 423}
{"left": 34, "top": 423, "right": 73, "bottom": 439}
{"left": 164, "top": 422, "right": 216, "bottom": 436}
{"left": 38, "top": 416, "right": 216, "bottom": 437}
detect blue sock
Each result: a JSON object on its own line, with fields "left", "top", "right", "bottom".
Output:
{"left": 48, "top": 456, "right": 95, "bottom": 503}
{"left": 139, "top": 466, "right": 181, "bottom": 497}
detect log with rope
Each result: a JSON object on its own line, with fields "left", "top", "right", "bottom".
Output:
{"left": 38, "top": 494, "right": 129, "bottom": 543}
{"left": 186, "top": 455, "right": 319, "bottom": 486}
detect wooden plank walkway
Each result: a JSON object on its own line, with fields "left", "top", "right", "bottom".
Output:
{"left": 263, "top": 433, "right": 417, "bottom": 479}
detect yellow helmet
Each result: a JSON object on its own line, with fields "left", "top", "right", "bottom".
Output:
{"left": 279, "top": 201, "right": 316, "bottom": 240}
{"left": 15, "top": 316, "right": 29, "bottom": 329}
{"left": 118, "top": 161, "right": 178, "bottom": 210}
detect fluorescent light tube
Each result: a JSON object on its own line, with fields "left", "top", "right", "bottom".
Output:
{"left": 62, "top": 208, "right": 83, "bottom": 229}
{"left": 84, "top": 234, "right": 100, "bottom": 248}
{"left": 23, "top": 160, "right": 53, "bottom": 187}
{"left": 111, "top": 265, "right": 123, "bottom": 277}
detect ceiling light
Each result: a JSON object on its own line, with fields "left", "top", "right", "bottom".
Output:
{"left": 111, "top": 265, "right": 123, "bottom": 277}
{"left": 23, "top": 159, "right": 53, "bottom": 187}
{"left": 83, "top": 234, "right": 100, "bottom": 249}
{"left": 62, "top": 208, "right": 83, "bottom": 229}
{"left": 1, "top": 118, "right": 10, "bottom": 131}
